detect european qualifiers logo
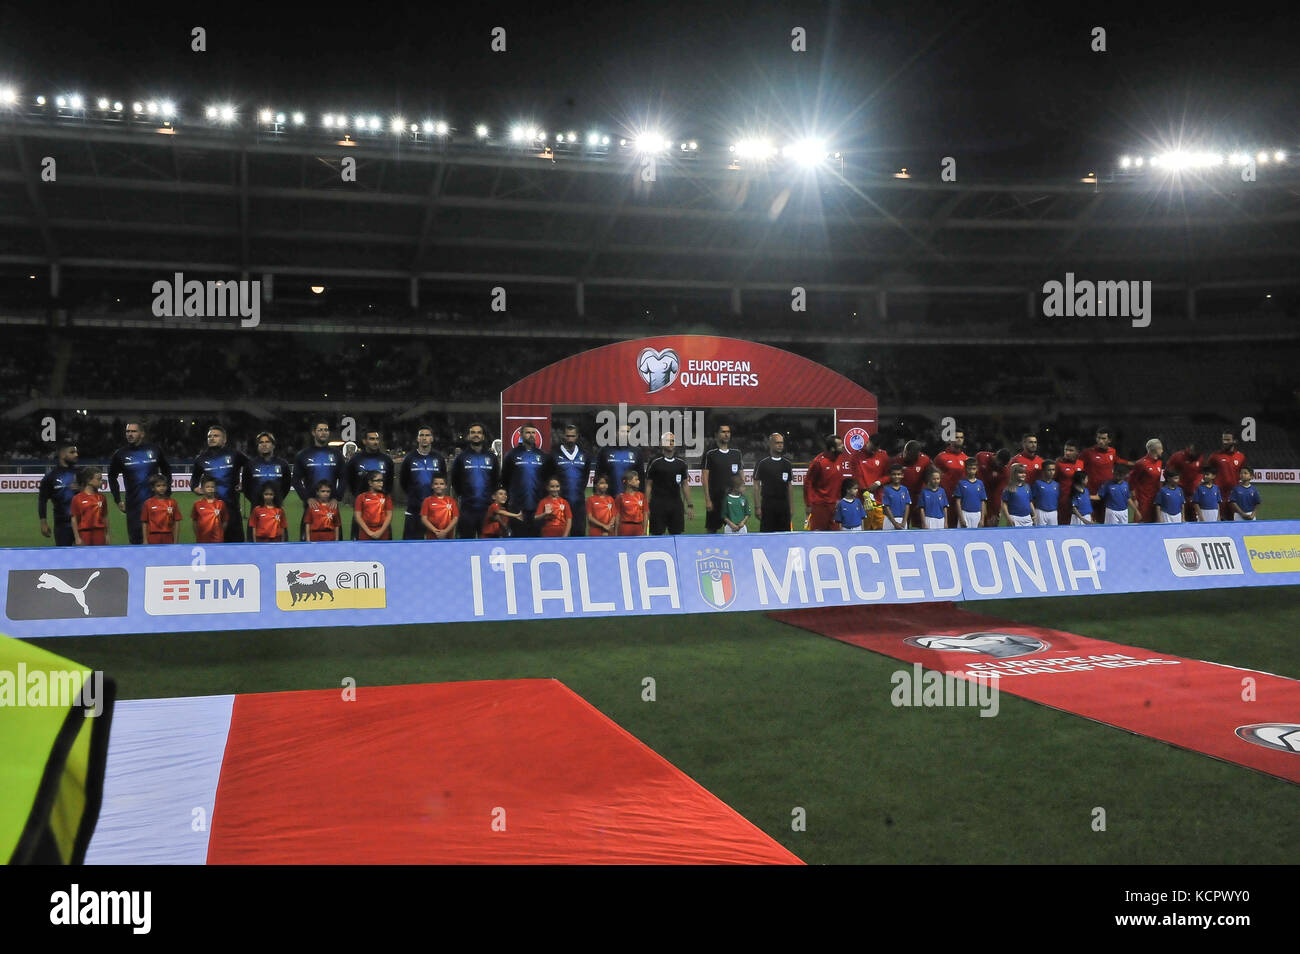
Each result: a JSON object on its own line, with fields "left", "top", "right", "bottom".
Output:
{"left": 144, "top": 566, "right": 260, "bottom": 616}
{"left": 5, "top": 568, "right": 129, "bottom": 621}
{"left": 697, "top": 548, "right": 736, "bottom": 609}
{"left": 1235, "top": 723, "right": 1300, "bottom": 754}
{"left": 904, "top": 632, "right": 1050, "bottom": 659}
{"left": 637, "top": 347, "right": 680, "bottom": 393}
{"left": 275, "top": 561, "right": 387, "bottom": 611}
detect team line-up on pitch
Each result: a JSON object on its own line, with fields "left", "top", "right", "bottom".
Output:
{"left": 37, "top": 422, "right": 1267, "bottom": 546}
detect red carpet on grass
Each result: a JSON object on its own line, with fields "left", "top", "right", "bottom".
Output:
{"left": 772, "top": 603, "right": 1300, "bottom": 785}
{"left": 206, "top": 679, "right": 800, "bottom": 864}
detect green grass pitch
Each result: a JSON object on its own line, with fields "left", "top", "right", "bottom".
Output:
{"left": 7, "top": 486, "right": 1300, "bottom": 864}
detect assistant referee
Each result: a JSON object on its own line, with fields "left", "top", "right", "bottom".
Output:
{"left": 753, "top": 433, "right": 794, "bottom": 531}
{"left": 645, "top": 433, "right": 694, "bottom": 535}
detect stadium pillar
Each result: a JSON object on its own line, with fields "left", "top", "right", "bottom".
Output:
{"left": 575, "top": 281, "right": 585, "bottom": 317}
{"left": 730, "top": 286, "right": 742, "bottom": 316}
{"left": 1026, "top": 288, "right": 1036, "bottom": 318}
{"left": 262, "top": 273, "right": 274, "bottom": 303}
{"left": 876, "top": 288, "right": 888, "bottom": 320}
{"left": 1186, "top": 286, "right": 1196, "bottom": 322}
{"left": 49, "top": 262, "right": 60, "bottom": 299}
{"left": 409, "top": 277, "right": 419, "bottom": 309}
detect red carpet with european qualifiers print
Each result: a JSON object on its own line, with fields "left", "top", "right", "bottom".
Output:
{"left": 771, "top": 603, "right": 1300, "bottom": 784}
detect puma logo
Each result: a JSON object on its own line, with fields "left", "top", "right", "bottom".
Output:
{"left": 36, "top": 571, "right": 101, "bottom": 616}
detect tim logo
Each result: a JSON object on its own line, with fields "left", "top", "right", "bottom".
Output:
{"left": 1164, "top": 537, "right": 1243, "bottom": 578}
{"left": 637, "top": 348, "right": 679, "bottom": 394}
{"left": 844, "top": 427, "right": 869, "bottom": 453}
{"left": 144, "top": 565, "right": 260, "bottom": 616}
{"left": 1235, "top": 723, "right": 1300, "bottom": 754}
{"left": 697, "top": 550, "right": 736, "bottom": 609}
{"left": 286, "top": 570, "right": 334, "bottom": 605}
{"left": 904, "top": 632, "right": 1050, "bottom": 659}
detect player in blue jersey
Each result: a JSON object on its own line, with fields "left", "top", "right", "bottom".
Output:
{"left": 501, "top": 425, "right": 552, "bottom": 537}
{"left": 242, "top": 431, "right": 292, "bottom": 509}
{"left": 1155, "top": 469, "right": 1186, "bottom": 523}
{"left": 833, "top": 478, "right": 867, "bottom": 530}
{"left": 38, "top": 442, "right": 80, "bottom": 546}
{"left": 551, "top": 423, "right": 593, "bottom": 536}
{"left": 345, "top": 428, "right": 395, "bottom": 540}
{"left": 881, "top": 465, "right": 911, "bottom": 531}
{"left": 108, "top": 421, "right": 172, "bottom": 544}
{"left": 451, "top": 422, "right": 500, "bottom": 539}
{"left": 1069, "top": 472, "right": 1094, "bottom": 524}
{"left": 954, "top": 457, "right": 987, "bottom": 528}
{"left": 1030, "top": 460, "right": 1060, "bottom": 526}
{"left": 595, "top": 425, "right": 645, "bottom": 503}
{"left": 292, "top": 420, "right": 346, "bottom": 541}
{"left": 1001, "top": 464, "right": 1034, "bottom": 527}
{"left": 918, "top": 467, "right": 950, "bottom": 529}
{"left": 399, "top": 426, "right": 447, "bottom": 540}
{"left": 191, "top": 425, "right": 249, "bottom": 542}
{"left": 1228, "top": 467, "right": 1261, "bottom": 521}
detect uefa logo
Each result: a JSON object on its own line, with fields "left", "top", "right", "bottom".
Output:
{"left": 904, "top": 632, "right": 1049, "bottom": 659}
{"left": 1176, "top": 544, "right": 1200, "bottom": 570}
{"left": 844, "top": 427, "right": 869, "bottom": 453}
{"left": 637, "top": 347, "right": 680, "bottom": 393}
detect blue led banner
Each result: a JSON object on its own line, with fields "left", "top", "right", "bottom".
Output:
{"left": 2, "top": 522, "right": 1298, "bottom": 638}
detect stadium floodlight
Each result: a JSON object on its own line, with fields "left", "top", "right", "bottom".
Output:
{"left": 556, "top": 133, "right": 565, "bottom": 143}
{"left": 783, "top": 138, "right": 828, "bottom": 166}
{"left": 411, "top": 123, "right": 419, "bottom": 133}
{"left": 69, "top": 94, "right": 83, "bottom": 110}
{"left": 146, "top": 101, "right": 159, "bottom": 115}
{"left": 510, "top": 124, "right": 526, "bottom": 142}
{"left": 260, "top": 108, "right": 273, "bottom": 123}
{"left": 1133, "top": 156, "right": 1143, "bottom": 167}
{"left": 1275, "top": 150, "right": 1286, "bottom": 162}
{"left": 368, "top": 116, "right": 380, "bottom": 131}
{"left": 55, "top": 95, "right": 67, "bottom": 107}
{"left": 219, "top": 105, "right": 235, "bottom": 123}
{"left": 113, "top": 101, "right": 123, "bottom": 112}
{"left": 435, "top": 121, "right": 449, "bottom": 135}
{"left": 476, "top": 123, "right": 489, "bottom": 138}
{"left": 534, "top": 128, "right": 547, "bottom": 141}
{"left": 292, "top": 111, "right": 305, "bottom": 125}
{"left": 1257, "top": 151, "right": 1269, "bottom": 164}
{"left": 587, "top": 131, "right": 600, "bottom": 146}
{"left": 274, "top": 112, "right": 285, "bottom": 124}
{"left": 161, "top": 101, "right": 176, "bottom": 118}
{"left": 565, "top": 130, "right": 577, "bottom": 143}
{"left": 310, "top": 285, "right": 325, "bottom": 294}
{"left": 322, "top": 114, "right": 335, "bottom": 128}
{"left": 97, "top": 97, "right": 109, "bottom": 110}
{"left": 35, "top": 95, "right": 46, "bottom": 106}
{"left": 1, "top": 88, "right": 16, "bottom": 105}
{"left": 1118, "top": 155, "right": 1131, "bottom": 169}
{"left": 619, "top": 138, "right": 627, "bottom": 147}
{"left": 733, "top": 138, "right": 777, "bottom": 160}
{"left": 688, "top": 141, "right": 698, "bottom": 151}
{"left": 354, "top": 114, "right": 367, "bottom": 129}
{"left": 391, "top": 117, "right": 406, "bottom": 133}
{"left": 634, "top": 132, "right": 668, "bottom": 153}
{"left": 602, "top": 135, "right": 610, "bottom": 145}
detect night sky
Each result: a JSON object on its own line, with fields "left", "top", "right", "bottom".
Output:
{"left": 1, "top": 1, "right": 1296, "bottom": 175}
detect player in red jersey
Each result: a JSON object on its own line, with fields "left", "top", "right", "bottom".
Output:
{"left": 1129, "top": 438, "right": 1165, "bottom": 522}
{"left": 805, "top": 435, "right": 857, "bottom": 531}
{"left": 420, "top": 476, "right": 460, "bottom": 539}
{"left": 586, "top": 475, "right": 616, "bottom": 536}
{"left": 1052, "top": 440, "right": 1082, "bottom": 525}
{"left": 248, "top": 484, "right": 287, "bottom": 542}
{"left": 1207, "top": 431, "right": 1247, "bottom": 521}
{"left": 190, "top": 477, "right": 228, "bottom": 544}
{"left": 1165, "top": 442, "right": 1201, "bottom": 521}
{"left": 614, "top": 471, "right": 647, "bottom": 536}
{"left": 931, "top": 430, "right": 969, "bottom": 527}
{"left": 354, "top": 471, "right": 394, "bottom": 540}
{"left": 894, "top": 440, "right": 932, "bottom": 528}
{"left": 1080, "top": 427, "right": 1126, "bottom": 516}
{"left": 141, "top": 474, "right": 182, "bottom": 544}
{"left": 535, "top": 478, "right": 574, "bottom": 537}
{"left": 1009, "top": 434, "right": 1044, "bottom": 486}
{"left": 855, "top": 435, "right": 892, "bottom": 506}
{"left": 70, "top": 466, "right": 110, "bottom": 546}
{"left": 305, "top": 480, "right": 341, "bottom": 541}
{"left": 481, "top": 488, "right": 518, "bottom": 538}
{"left": 976, "top": 448, "right": 1012, "bottom": 526}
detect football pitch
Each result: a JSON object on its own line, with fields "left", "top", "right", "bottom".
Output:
{"left": 9, "top": 487, "right": 1300, "bottom": 864}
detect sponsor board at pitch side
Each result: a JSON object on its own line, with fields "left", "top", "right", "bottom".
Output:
{"left": 1242, "top": 534, "right": 1300, "bottom": 573}
{"left": 275, "top": 561, "right": 387, "bottom": 611}
{"left": 5, "top": 568, "right": 130, "bottom": 620}
{"left": 144, "top": 565, "right": 260, "bottom": 615}
{"left": 1162, "top": 537, "right": 1244, "bottom": 577}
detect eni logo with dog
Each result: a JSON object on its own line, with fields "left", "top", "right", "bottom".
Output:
{"left": 275, "top": 561, "right": 387, "bottom": 611}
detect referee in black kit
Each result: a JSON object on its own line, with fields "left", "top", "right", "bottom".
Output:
{"left": 753, "top": 432, "right": 795, "bottom": 531}
{"left": 702, "top": 423, "right": 744, "bottom": 533}
{"left": 645, "top": 432, "right": 693, "bottom": 535}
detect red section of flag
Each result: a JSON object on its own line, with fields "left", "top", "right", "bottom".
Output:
{"left": 772, "top": 603, "right": 1300, "bottom": 784}
{"left": 206, "top": 679, "right": 801, "bottom": 864}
